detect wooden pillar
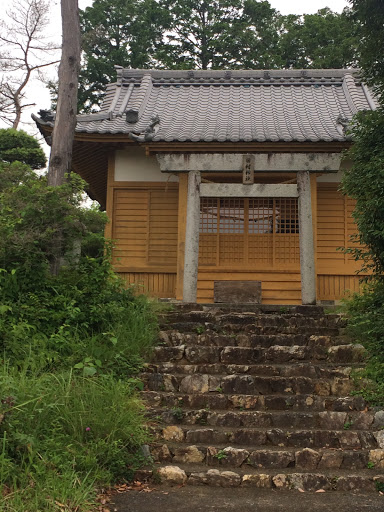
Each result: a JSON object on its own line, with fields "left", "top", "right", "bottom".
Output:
{"left": 183, "top": 171, "right": 201, "bottom": 303}
{"left": 297, "top": 171, "right": 316, "bottom": 305}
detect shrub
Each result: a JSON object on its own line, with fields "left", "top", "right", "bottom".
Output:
{"left": 345, "top": 280, "right": 384, "bottom": 405}
{"left": 0, "top": 129, "right": 46, "bottom": 169}
{"left": 0, "top": 161, "right": 159, "bottom": 510}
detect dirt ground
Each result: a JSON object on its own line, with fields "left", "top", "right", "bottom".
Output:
{"left": 107, "top": 485, "right": 384, "bottom": 512}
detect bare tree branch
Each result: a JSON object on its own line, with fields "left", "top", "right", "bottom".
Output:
{"left": 0, "top": 0, "right": 60, "bottom": 128}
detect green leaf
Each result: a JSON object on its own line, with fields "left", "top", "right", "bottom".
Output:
{"left": 83, "top": 366, "right": 97, "bottom": 377}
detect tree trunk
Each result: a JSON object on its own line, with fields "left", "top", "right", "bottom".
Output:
{"left": 48, "top": 0, "right": 81, "bottom": 187}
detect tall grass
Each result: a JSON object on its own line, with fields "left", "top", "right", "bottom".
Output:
{"left": 0, "top": 365, "right": 151, "bottom": 511}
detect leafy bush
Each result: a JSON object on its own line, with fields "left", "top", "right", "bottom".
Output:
{"left": 0, "top": 161, "right": 159, "bottom": 510}
{"left": 0, "top": 162, "right": 158, "bottom": 376}
{"left": 345, "top": 281, "right": 384, "bottom": 405}
{"left": 341, "top": 109, "right": 384, "bottom": 276}
{"left": 0, "top": 129, "right": 46, "bottom": 169}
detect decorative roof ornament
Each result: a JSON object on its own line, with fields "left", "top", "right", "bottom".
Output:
{"left": 129, "top": 115, "right": 160, "bottom": 142}
{"left": 336, "top": 114, "right": 352, "bottom": 139}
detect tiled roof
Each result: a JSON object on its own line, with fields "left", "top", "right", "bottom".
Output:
{"left": 36, "top": 68, "right": 379, "bottom": 143}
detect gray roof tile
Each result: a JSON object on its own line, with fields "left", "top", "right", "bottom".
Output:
{"left": 37, "top": 68, "right": 379, "bottom": 143}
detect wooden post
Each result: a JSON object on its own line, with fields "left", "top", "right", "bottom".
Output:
{"left": 297, "top": 171, "right": 316, "bottom": 305}
{"left": 183, "top": 171, "right": 201, "bottom": 303}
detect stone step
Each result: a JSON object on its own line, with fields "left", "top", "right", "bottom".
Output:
{"left": 143, "top": 391, "right": 370, "bottom": 413}
{"left": 145, "top": 363, "right": 359, "bottom": 380}
{"left": 158, "top": 331, "right": 351, "bottom": 348}
{"left": 148, "top": 408, "right": 375, "bottom": 431}
{"left": 146, "top": 464, "right": 382, "bottom": 492}
{"left": 160, "top": 311, "right": 346, "bottom": 328}
{"left": 161, "top": 322, "right": 341, "bottom": 336}
{"left": 155, "top": 425, "right": 379, "bottom": 449}
{"left": 140, "top": 306, "right": 384, "bottom": 494}
{"left": 143, "top": 372, "right": 357, "bottom": 396}
{"left": 150, "top": 443, "right": 384, "bottom": 472}
{"left": 151, "top": 343, "right": 366, "bottom": 364}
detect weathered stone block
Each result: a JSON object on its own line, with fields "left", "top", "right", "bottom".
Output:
{"left": 318, "top": 451, "right": 343, "bottom": 469}
{"left": 318, "top": 411, "right": 347, "bottom": 430}
{"left": 341, "top": 451, "right": 368, "bottom": 469}
{"left": 158, "top": 466, "right": 187, "bottom": 485}
{"left": 230, "top": 395, "right": 261, "bottom": 410}
{"left": 230, "top": 429, "right": 267, "bottom": 445}
{"left": 314, "top": 380, "right": 331, "bottom": 396}
{"left": 162, "top": 426, "right": 184, "bottom": 442}
{"left": 209, "top": 412, "right": 242, "bottom": 428}
{"left": 206, "top": 469, "right": 241, "bottom": 487}
{"left": 373, "top": 411, "right": 384, "bottom": 429}
{"left": 180, "top": 374, "right": 209, "bottom": 394}
{"left": 186, "top": 428, "right": 228, "bottom": 444}
{"left": 353, "top": 412, "right": 374, "bottom": 430}
{"left": 295, "top": 448, "right": 321, "bottom": 470}
{"left": 330, "top": 377, "right": 355, "bottom": 396}
{"left": 151, "top": 444, "right": 173, "bottom": 463}
{"left": 241, "top": 412, "right": 272, "bottom": 428}
{"left": 272, "top": 474, "right": 289, "bottom": 489}
{"left": 153, "top": 346, "right": 185, "bottom": 362}
{"left": 249, "top": 450, "right": 294, "bottom": 469}
{"left": 241, "top": 474, "right": 271, "bottom": 488}
{"left": 265, "top": 345, "right": 307, "bottom": 363}
{"left": 336, "top": 476, "right": 375, "bottom": 492}
{"left": 266, "top": 428, "right": 287, "bottom": 446}
{"left": 289, "top": 473, "right": 331, "bottom": 491}
{"left": 339, "top": 431, "right": 361, "bottom": 450}
{"left": 185, "top": 346, "right": 220, "bottom": 364}
{"left": 173, "top": 445, "right": 205, "bottom": 464}
{"left": 221, "top": 375, "right": 255, "bottom": 394}
{"left": 369, "top": 449, "right": 384, "bottom": 469}
{"left": 328, "top": 344, "right": 366, "bottom": 363}
{"left": 188, "top": 472, "right": 208, "bottom": 486}
{"left": 163, "top": 374, "right": 179, "bottom": 392}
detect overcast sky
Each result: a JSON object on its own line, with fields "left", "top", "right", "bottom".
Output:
{"left": 1, "top": 0, "right": 350, "bottom": 132}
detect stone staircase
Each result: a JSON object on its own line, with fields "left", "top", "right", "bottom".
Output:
{"left": 140, "top": 304, "right": 384, "bottom": 492}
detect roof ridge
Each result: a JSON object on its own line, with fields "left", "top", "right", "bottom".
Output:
{"left": 119, "top": 68, "right": 360, "bottom": 81}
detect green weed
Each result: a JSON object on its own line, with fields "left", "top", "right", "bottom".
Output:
{"left": 215, "top": 449, "right": 228, "bottom": 461}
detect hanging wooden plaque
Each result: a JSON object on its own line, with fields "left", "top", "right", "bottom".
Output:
{"left": 242, "top": 155, "right": 255, "bottom": 184}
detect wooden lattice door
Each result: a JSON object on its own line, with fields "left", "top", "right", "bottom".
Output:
{"left": 199, "top": 197, "right": 300, "bottom": 269}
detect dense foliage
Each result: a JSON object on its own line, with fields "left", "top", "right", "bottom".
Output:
{"left": 345, "top": 281, "right": 384, "bottom": 405}
{"left": 350, "top": 0, "right": 384, "bottom": 97}
{"left": 341, "top": 110, "right": 384, "bottom": 276}
{"left": 0, "top": 162, "right": 159, "bottom": 510}
{"left": 341, "top": 0, "right": 384, "bottom": 406}
{"left": 0, "top": 128, "right": 46, "bottom": 169}
{"left": 77, "top": 0, "right": 168, "bottom": 111}
{"left": 72, "top": 1, "right": 359, "bottom": 112}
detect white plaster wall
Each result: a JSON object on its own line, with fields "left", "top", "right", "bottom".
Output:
{"left": 115, "top": 148, "right": 179, "bottom": 182}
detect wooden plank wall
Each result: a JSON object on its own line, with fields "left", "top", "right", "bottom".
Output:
{"left": 110, "top": 183, "right": 178, "bottom": 298}
{"left": 109, "top": 179, "right": 363, "bottom": 303}
{"left": 119, "top": 272, "right": 177, "bottom": 298}
{"left": 316, "top": 183, "right": 364, "bottom": 301}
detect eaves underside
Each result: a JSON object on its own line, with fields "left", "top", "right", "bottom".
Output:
{"left": 71, "top": 132, "right": 351, "bottom": 153}
{"left": 39, "top": 125, "right": 351, "bottom": 153}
